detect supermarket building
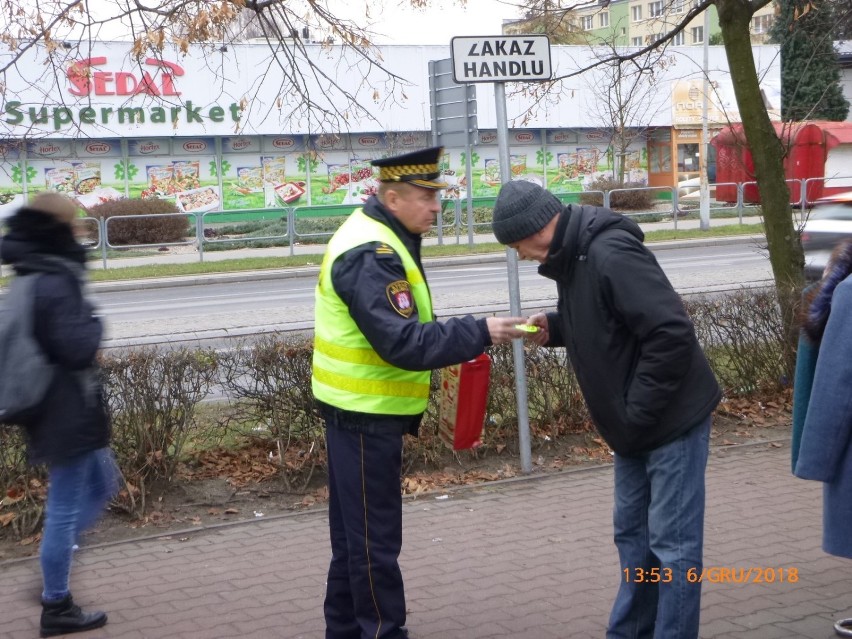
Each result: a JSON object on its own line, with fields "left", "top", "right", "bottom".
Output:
{"left": 0, "top": 41, "right": 781, "bottom": 215}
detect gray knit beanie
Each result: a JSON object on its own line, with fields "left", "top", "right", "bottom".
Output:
{"left": 492, "top": 180, "right": 563, "bottom": 245}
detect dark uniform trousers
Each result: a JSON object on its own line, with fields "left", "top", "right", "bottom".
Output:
{"left": 323, "top": 409, "right": 410, "bottom": 639}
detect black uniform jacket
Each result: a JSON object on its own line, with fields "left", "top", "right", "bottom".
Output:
{"left": 0, "top": 208, "right": 110, "bottom": 465}
{"left": 318, "top": 196, "right": 493, "bottom": 435}
{"left": 539, "top": 204, "right": 721, "bottom": 456}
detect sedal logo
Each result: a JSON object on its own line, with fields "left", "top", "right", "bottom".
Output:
{"left": 183, "top": 141, "right": 207, "bottom": 152}
{"left": 138, "top": 142, "right": 161, "bottom": 154}
{"left": 479, "top": 133, "right": 497, "bottom": 144}
{"left": 272, "top": 138, "right": 294, "bottom": 149}
{"left": 85, "top": 142, "right": 111, "bottom": 155}
{"left": 230, "top": 139, "right": 251, "bottom": 151}
{"left": 515, "top": 133, "right": 534, "bottom": 143}
{"left": 359, "top": 136, "right": 378, "bottom": 146}
{"left": 67, "top": 57, "right": 184, "bottom": 97}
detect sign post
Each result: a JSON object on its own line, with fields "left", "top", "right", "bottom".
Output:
{"left": 450, "top": 35, "right": 552, "bottom": 474}
{"left": 428, "top": 58, "right": 478, "bottom": 244}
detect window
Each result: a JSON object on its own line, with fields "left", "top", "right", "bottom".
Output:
{"left": 632, "top": 5, "right": 643, "bottom": 21}
{"left": 599, "top": 11, "right": 609, "bottom": 27}
{"left": 672, "top": 0, "right": 686, "bottom": 13}
{"left": 621, "top": 27, "right": 627, "bottom": 35}
{"left": 581, "top": 15, "right": 594, "bottom": 30}
{"left": 673, "top": 31, "right": 685, "bottom": 45}
{"left": 692, "top": 26, "right": 704, "bottom": 43}
{"left": 631, "top": 36, "right": 643, "bottom": 46}
{"left": 752, "top": 14, "right": 774, "bottom": 33}
{"left": 648, "top": 1, "right": 664, "bottom": 17}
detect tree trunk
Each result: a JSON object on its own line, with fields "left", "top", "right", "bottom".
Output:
{"left": 716, "top": 0, "right": 805, "bottom": 377}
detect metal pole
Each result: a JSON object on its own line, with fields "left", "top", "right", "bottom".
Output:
{"left": 699, "top": 8, "right": 711, "bottom": 230}
{"left": 466, "top": 140, "right": 474, "bottom": 246}
{"left": 495, "top": 82, "right": 533, "bottom": 475}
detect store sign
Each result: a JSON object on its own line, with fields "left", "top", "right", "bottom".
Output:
{"left": 451, "top": 35, "right": 551, "bottom": 83}
{"left": 67, "top": 57, "right": 183, "bottom": 97}
{"left": 180, "top": 139, "right": 214, "bottom": 154}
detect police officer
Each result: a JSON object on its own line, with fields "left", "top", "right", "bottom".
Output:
{"left": 312, "top": 146, "right": 526, "bottom": 639}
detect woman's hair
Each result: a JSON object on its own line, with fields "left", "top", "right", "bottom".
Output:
{"left": 802, "top": 238, "right": 852, "bottom": 343}
{"left": 28, "top": 192, "right": 78, "bottom": 226}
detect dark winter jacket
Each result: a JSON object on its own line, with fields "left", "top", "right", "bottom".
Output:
{"left": 0, "top": 207, "right": 109, "bottom": 465}
{"left": 318, "top": 195, "right": 492, "bottom": 435}
{"left": 539, "top": 204, "right": 721, "bottom": 456}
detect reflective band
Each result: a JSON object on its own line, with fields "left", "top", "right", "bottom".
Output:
{"left": 314, "top": 336, "right": 392, "bottom": 367}
{"left": 313, "top": 367, "right": 430, "bottom": 399}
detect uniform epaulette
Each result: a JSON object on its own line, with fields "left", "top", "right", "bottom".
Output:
{"left": 375, "top": 243, "right": 395, "bottom": 255}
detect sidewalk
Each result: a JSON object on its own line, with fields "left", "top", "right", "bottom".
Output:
{"left": 1, "top": 441, "right": 848, "bottom": 639}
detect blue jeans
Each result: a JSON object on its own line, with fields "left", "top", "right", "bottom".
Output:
{"left": 607, "top": 417, "right": 711, "bottom": 639}
{"left": 40, "top": 447, "right": 120, "bottom": 602}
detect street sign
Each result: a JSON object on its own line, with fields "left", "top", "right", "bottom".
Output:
{"left": 450, "top": 35, "right": 552, "bottom": 84}
{"left": 428, "top": 58, "right": 477, "bottom": 148}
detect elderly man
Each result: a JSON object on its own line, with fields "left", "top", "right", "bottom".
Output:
{"left": 492, "top": 179, "right": 721, "bottom": 639}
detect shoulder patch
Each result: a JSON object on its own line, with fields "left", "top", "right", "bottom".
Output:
{"left": 375, "top": 243, "right": 396, "bottom": 256}
{"left": 386, "top": 280, "right": 415, "bottom": 318}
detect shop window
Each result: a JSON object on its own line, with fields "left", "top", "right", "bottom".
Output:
{"left": 677, "top": 143, "right": 700, "bottom": 183}
{"left": 649, "top": 144, "right": 672, "bottom": 173}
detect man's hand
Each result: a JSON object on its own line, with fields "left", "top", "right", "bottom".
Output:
{"left": 526, "top": 313, "right": 550, "bottom": 346}
{"left": 486, "top": 317, "right": 530, "bottom": 345}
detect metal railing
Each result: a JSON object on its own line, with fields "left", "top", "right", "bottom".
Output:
{"left": 77, "top": 176, "right": 851, "bottom": 268}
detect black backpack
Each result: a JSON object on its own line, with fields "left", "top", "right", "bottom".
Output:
{"left": 0, "top": 274, "right": 56, "bottom": 425}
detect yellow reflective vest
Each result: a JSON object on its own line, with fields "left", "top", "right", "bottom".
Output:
{"left": 312, "top": 209, "right": 434, "bottom": 415}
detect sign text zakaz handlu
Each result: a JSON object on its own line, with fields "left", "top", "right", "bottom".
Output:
{"left": 450, "top": 35, "right": 551, "bottom": 84}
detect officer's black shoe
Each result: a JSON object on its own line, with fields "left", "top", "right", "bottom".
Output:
{"left": 40, "top": 594, "right": 107, "bottom": 637}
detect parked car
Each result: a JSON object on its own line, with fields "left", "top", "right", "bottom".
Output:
{"left": 801, "top": 191, "right": 852, "bottom": 281}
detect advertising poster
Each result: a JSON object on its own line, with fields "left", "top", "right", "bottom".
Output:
{"left": 0, "top": 142, "right": 25, "bottom": 217}
{"left": 27, "top": 139, "right": 125, "bottom": 208}
{"left": 126, "top": 137, "right": 219, "bottom": 214}
{"left": 310, "top": 153, "right": 380, "bottom": 207}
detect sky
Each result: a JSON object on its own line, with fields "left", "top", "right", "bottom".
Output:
{"left": 76, "top": 0, "right": 516, "bottom": 47}
{"left": 341, "top": 0, "right": 514, "bottom": 45}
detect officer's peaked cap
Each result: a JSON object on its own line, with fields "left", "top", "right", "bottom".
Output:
{"left": 371, "top": 146, "right": 447, "bottom": 190}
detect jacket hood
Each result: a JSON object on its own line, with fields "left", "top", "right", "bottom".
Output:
{"left": 539, "top": 204, "right": 644, "bottom": 280}
{"left": 0, "top": 207, "right": 87, "bottom": 273}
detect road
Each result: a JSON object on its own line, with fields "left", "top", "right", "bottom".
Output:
{"left": 96, "top": 239, "right": 773, "bottom": 348}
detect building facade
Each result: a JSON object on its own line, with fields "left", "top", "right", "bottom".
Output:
{"left": 0, "top": 41, "right": 780, "bottom": 216}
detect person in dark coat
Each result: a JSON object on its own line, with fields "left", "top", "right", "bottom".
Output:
{"left": 312, "top": 147, "right": 528, "bottom": 639}
{"left": 0, "top": 192, "right": 118, "bottom": 637}
{"left": 491, "top": 180, "right": 721, "bottom": 639}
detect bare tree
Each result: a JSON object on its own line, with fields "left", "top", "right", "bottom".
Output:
{"left": 0, "top": 0, "right": 414, "bottom": 137}
{"left": 516, "top": 0, "right": 803, "bottom": 371}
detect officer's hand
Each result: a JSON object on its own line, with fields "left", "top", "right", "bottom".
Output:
{"left": 526, "top": 313, "right": 550, "bottom": 346}
{"left": 486, "top": 317, "right": 529, "bottom": 345}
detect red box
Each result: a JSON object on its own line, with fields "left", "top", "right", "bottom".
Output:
{"left": 438, "top": 353, "right": 491, "bottom": 450}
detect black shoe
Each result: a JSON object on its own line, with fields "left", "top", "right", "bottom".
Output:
{"left": 40, "top": 594, "right": 107, "bottom": 637}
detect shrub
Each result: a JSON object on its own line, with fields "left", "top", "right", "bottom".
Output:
{"left": 87, "top": 197, "right": 189, "bottom": 246}
{"left": 101, "top": 347, "right": 218, "bottom": 516}
{"left": 217, "top": 335, "right": 325, "bottom": 491}
{"left": 579, "top": 177, "right": 655, "bottom": 210}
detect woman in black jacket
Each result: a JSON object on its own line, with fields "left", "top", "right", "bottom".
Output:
{"left": 1, "top": 192, "right": 118, "bottom": 637}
